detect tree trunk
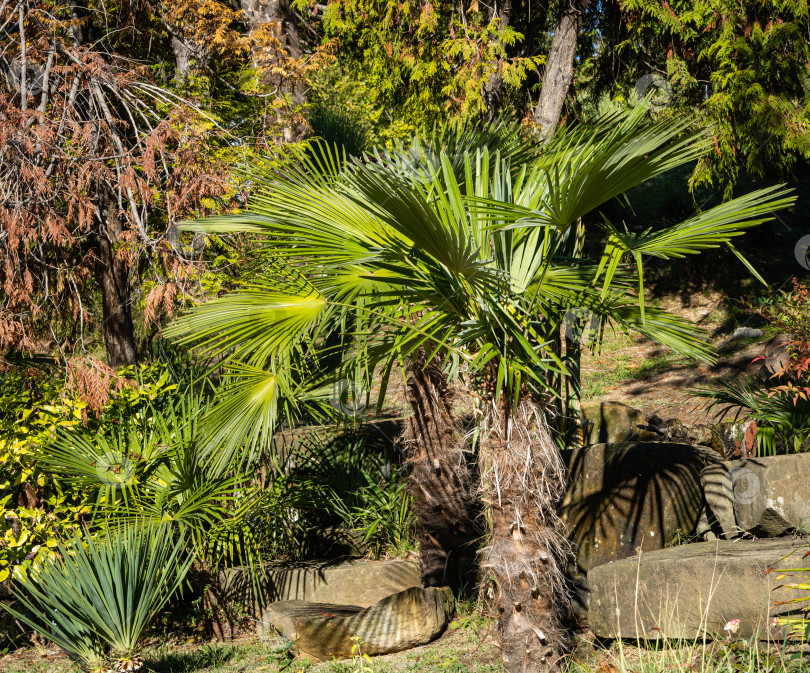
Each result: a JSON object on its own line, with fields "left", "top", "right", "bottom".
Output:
{"left": 400, "top": 348, "right": 475, "bottom": 589}
{"left": 239, "top": 0, "right": 304, "bottom": 142}
{"left": 533, "top": 0, "right": 589, "bottom": 139}
{"left": 171, "top": 36, "right": 192, "bottom": 77}
{"left": 94, "top": 188, "right": 137, "bottom": 367}
{"left": 482, "top": 0, "right": 513, "bottom": 119}
{"left": 240, "top": 0, "right": 301, "bottom": 57}
{"left": 481, "top": 400, "right": 569, "bottom": 673}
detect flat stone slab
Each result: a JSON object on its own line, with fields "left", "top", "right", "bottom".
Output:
{"left": 589, "top": 539, "right": 809, "bottom": 639}
{"left": 218, "top": 559, "right": 421, "bottom": 617}
{"left": 702, "top": 454, "right": 810, "bottom": 538}
{"left": 258, "top": 586, "right": 455, "bottom": 659}
{"left": 560, "top": 442, "right": 720, "bottom": 619}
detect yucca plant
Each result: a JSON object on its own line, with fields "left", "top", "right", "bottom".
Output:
{"left": 2, "top": 523, "right": 192, "bottom": 672}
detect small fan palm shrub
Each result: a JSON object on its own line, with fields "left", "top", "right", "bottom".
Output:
{"left": 0, "top": 360, "right": 183, "bottom": 586}
{"left": 36, "top": 381, "right": 288, "bottom": 634}
{"left": 2, "top": 523, "right": 192, "bottom": 672}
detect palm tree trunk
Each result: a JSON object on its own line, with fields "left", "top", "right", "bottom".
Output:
{"left": 481, "top": 399, "right": 569, "bottom": 673}
{"left": 400, "top": 348, "right": 475, "bottom": 589}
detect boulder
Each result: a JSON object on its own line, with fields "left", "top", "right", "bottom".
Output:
{"left": 561, "top": 442, "right": 721, "bottom": 619}
{"left": 258, "top": 586, "right": 455, "bottom": 659}
{"left": 730, "top": 327, "right": 763, "bottom": 342}
{"left": 645, "top": 416, "right": 756, "bottom": 458}
{"left": 218, "top": 559, "right": 420, "bottom": 617}
{"left": 702, "top": 454, "right": 810, "bottom": 538}
{"left": 589, "top": 539, "right": 808, "bottom": 639}
{"left": 579, "top": 402, "right": 657, "bottom": 446}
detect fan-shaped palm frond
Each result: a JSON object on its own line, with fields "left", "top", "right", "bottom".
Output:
{"left": 169, "top": 110, "right": 794, "bottom": 454}
{"left": 37, "top": 385, "right": 271, "bottom": 591}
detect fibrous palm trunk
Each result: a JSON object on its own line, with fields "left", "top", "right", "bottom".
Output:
{"left": 481, "top": 399, "right": 569, "bottom": 673}
{"left": 401, "top": 348, "right": 475, "bottom": 588}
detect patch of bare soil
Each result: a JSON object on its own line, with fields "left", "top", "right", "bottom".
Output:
{"left": 581, "top": 291, "right": 769, "bottom": 426}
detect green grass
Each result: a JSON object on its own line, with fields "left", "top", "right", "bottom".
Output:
{"left": 581, "top": 353, "right": 685, "bottom": 400}
{"left": 4, "top": 626, "right": 810, "bottom": 673}
{"left": 0, "top": 614, "right": 503, "bottom": 673}
{"left": 5, "top": 635, "right": 808, "bottom": 673}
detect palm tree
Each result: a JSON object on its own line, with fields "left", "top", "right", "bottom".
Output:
{"left": 36, "top": 378, "right": 304, "bottom": 637}
{"left": 171, "top": 120, "right": 542, "bottom": 590}
{"left": 167, "top": 110, "right": 793, "bottom": 672}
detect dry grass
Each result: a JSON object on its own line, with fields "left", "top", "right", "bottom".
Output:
{"left": 568, "top": 633, "right": 809, "bottom": 673}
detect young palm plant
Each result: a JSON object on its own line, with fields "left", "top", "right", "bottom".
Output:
{"left": 167, "top": 110, "right": 794, "bottom": 672}
{"left": 34, "top": 380, "right": 307, "bottom": 637}
{"left": 2, "top": 523, "right": 191, "bottom": 672}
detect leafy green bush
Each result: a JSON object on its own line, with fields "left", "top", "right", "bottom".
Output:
{"left": 2, "top": 523, "right": 192, "bottom": 672}
{"left": 347, "top": 468, "right": 415, "bottom": 559}
{"left": 39, "top": 382, "right": 272, "bottom": 578}
{"left": 0, "top": 361, "right": 178, "bottom": 584}
{"left": 695, "top": 377, "right": 810, "bottom": 455}
{"left": 308, "top": 105, "right": 371, "bottom": 158}
{"left": 307, "top": 62, "right": 417, "bottom": 147}
{"left": 264, "top": 429, "right": 416, "bottom": 560}
{"left": 755, "top": 280, "right": 810, "bottom": 402}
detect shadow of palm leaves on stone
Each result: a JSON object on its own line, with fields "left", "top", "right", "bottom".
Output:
{"left": 561, "top": 442, "right": 719, "bottom": 618}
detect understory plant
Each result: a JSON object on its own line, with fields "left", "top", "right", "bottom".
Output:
{"left": 36, "top": 380, "right": 276, "bottom": 613}
{"left": 0, "top": 360, "right": 181, "bottom": 585}
{"left": 2, "top": 523, "right": 192, "bottom": 672}
{"left": 568, "top": 632, "right": 806, "bottom": 673}
{"left": 263, "top": 429, "right": 416, "bottom": 560}
{"left": 694, "top": 281, "right": 810, "bottom": 455}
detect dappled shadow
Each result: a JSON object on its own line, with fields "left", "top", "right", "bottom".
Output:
{"left": 584, "top": 334, "right": 766, "bottom": 427}
{"left": 217, "top": 557, "right": 422, "bottom": 619}
{"left": 560, "top": 442, "right": 721, "bottom": 619}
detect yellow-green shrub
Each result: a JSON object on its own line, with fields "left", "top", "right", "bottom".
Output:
{"left": 0, "top": 363, "right": 176, "bottom": 582}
